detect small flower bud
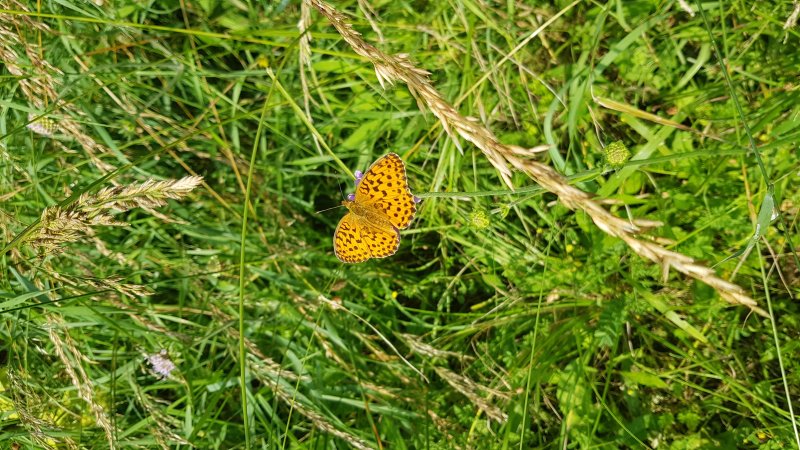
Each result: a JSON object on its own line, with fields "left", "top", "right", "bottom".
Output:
{"left": 604, "top": 141, "right": 630, "bottom": 168}
{"left": 468, "top": 209, "right": 491, "bottom": 230}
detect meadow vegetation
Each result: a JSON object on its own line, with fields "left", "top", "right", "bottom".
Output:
{"left": 1, "top": 0, "right": 799, "bottom": 448}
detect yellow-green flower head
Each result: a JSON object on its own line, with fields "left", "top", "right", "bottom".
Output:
{"left": 468, "top": 209, "right": 491, "bottom": 230}
{"left": 27, "top": 113, "right": 57, "bottom": 137}
{"left": 604, "top": 141, "right": 630, "bottom": 168}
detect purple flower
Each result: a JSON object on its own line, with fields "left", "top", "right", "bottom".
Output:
{"left": 354, "top": 170, "right": 363, "bottom": 186}
{"left": 413, "top": 195, "right": 422, "bottom": 203}
{"left": 147, "top": 349, "right": 176, "bottom": 379}
{"left": 347, "top": 193, "right": 356, "bottom": 201}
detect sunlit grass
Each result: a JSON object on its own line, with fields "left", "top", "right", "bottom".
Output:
{"left": 1, "top": 0, "right": 799, "bottom": 448}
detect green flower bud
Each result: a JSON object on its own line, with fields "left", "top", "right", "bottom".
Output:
{"left": 468, "top": 209, "right": 491, "bottom": 230}
{"left": 604, "top": 141, "right": 630, "bottom": 168}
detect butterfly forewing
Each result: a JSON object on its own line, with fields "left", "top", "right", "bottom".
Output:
{"left": 355, "top": 153, "right": 417, "bottom": 229}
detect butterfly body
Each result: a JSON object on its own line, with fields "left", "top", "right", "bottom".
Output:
{"left": 334, "top": 153, "right": 417, "bottom": 263}
{"left": 341, "top": 200, "right": 395, "bottom": 229}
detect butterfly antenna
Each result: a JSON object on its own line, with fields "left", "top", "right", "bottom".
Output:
{"left": 315, "top": 203, "right": 344, "bottom": 214}
{"left": 316, "top": 179, "right": 348, "bottom": 215}
{"left": 337, "top": 178, "right": 346, "bottom": 200}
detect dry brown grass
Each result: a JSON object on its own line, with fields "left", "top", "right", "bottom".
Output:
{"left": 25, "top": 176, "right": 204, "bottom": 254}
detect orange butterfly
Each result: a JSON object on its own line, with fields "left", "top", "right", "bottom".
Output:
{"left": 334, "top": 153, "right": 417, "bottom": 263}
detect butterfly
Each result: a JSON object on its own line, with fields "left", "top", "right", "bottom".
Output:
{"left": 334, "top": 153, "right": 417, "bottom": 263}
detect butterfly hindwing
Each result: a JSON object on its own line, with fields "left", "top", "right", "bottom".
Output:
{"left": 361, "top": 221, "right": 400, "bottom": 258}
{"left": 334, "top": 213, "right": 400, "bottom": 263}
{"left": 333, "top": 213, "right": 371, "bottom": 263}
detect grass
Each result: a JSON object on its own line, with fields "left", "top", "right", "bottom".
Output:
{"left": 1, "top": 0, "right": 799, "bottom": 448}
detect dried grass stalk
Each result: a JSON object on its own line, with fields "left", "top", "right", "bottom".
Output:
{"left": 130, "top": 379, "right": 191, "bottom": 447}
{"left": 26, "top": 176, "right": 203, "bottom": 253}
{"left": 785, "top": 1, "right": 800, "bottom": 30}
{"left": 434, "top": 367, "right": 509, "bottom": 423}
{"left": 676, "top": 0, "right": 696, "bottom": 17}
{"left": 306, "top": 0, "right": 767, "bottom": 317}
{"left": 7, "top": 369, "right": 78, "bottom": 449}
{"left": 46, "top": 315, "right": 115, "bottom": 449}
{"left": 0, "top": 1, "right": 114, "bottom": 171}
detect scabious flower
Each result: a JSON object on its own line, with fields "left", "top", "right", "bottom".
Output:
{"left": 147, "top": 349, "right": 176, "bottom": 379}
{"left": 345, "top": 170, "right": 364, "bottom": 201}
